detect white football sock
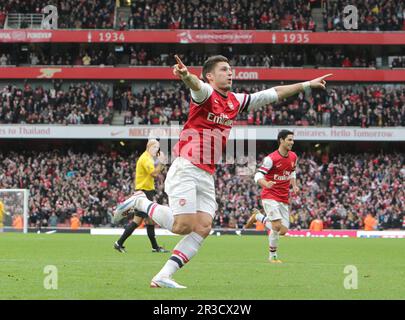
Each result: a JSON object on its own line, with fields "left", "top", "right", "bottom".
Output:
{"left": 256, "top": 212, "right": 266, "bottom": 224}
{"left": 155, "top": 232, "right": 204, "bottom": 279}
{"left": 269, "top": 228, "right": 279, "bottom": 259}
{"left": 256, "top": 212, "right": 272, "bottom": 230}
{"left": 139, "top": 199, "right": 174, "bottom": 232}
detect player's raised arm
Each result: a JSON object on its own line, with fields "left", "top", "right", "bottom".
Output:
{"left": 274, "top": 74, "right": 333, "bottom": 101}
{"left": 173, "top": 55, "right": 201, "bottom": 91}
{"left": 239, "top": 74, "right": 333, "bottom": 113}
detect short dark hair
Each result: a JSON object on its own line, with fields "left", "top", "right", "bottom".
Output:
{"left": 202, "top": 55, "right": 229, "bottom": 82}
{"left": 277, "top": 129, "right": 294, "bottom": 145}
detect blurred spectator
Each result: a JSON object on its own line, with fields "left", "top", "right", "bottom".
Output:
{"left": 82, "top": 53, "right": 91, "bottom": 66}
{"left": 309, "top": 215, "right": 324, "bottom": 231}
{"left": 364, "top": 213, "right": 378, "bottom": 231}
{"left": 0, "top": 53, "right": 8, "bottom": 65}
{"left": 12, "top": 214, "right": 23, "bottom": 229}
{"left": 391, "top": 57, "right": 405, "bottom": 68}
{"left": 255, "top": 220, "right": 265, "bottom": 231}
{"left": 30, "top": 53, "right": 40, "bottom": 65}
{"left": 341, "top": 57, "right": 352, "bottom": 68}
{"left": 70, "top": 213, "right": 81, "bottom": 230}
{"left": 48, "top": 212, "right": 58, "bottom": 227}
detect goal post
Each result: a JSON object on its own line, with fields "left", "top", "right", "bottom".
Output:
{"left": 0, "top": 189, "right": 29, "bottom": 234}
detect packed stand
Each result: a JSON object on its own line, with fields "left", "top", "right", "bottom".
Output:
{"left": 0, "top": 150, "right": 403, "bottom": 230}
{"left": 324, "top": 0, "right": 405, "bottom": 31}
{"left": 0, "top": 0, "right": 114, "bottom": 29}
{"left": 287, "top": 152, "right": 404, "bottom": 230}
{"left": 1, "top": 80, "right": 403, "bottom": 127}
{"left": 120, "top": 82, "right": 405, "bottom": 127}
{"left": 0, "top": 45, "right": 376, "bottom": 69}
{"left": 125, "top": 0, "right": 315, "bottom": 31}
{"left": 155, "top": 49, "right": 375, "bottom": 68}
{"left": 1, "top": 0, "right": 404, "bottom": 32}
{"left": 215, "top": 152, "right": 404, "bottom": 230}
{"left": 0, "top": 81, "right": 113, "bottom": 124}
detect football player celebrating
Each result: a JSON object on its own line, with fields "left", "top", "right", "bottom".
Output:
{"left": 114, "top": 55, "right": 331, "bottom": 288}
{"left": 245, "top": 129, "right": 299, "bottom": 263}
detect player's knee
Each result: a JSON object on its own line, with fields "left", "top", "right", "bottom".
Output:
{"left": 193, "top": 223, "right": 212, "bottom": 238}
{"left": 133, "top": 215, "right": 143, "bottom": 225}
{"left": 272, "top": 223, "right": 282, "bottom": 232}
{"left": 278, "top": 225, "right": 288, "bottom": 235}
{"left": 172, "top": 220, "right": 193, "bottom": 235}
{"left": 279, "top": 229, "right": 288, "bottom": 236}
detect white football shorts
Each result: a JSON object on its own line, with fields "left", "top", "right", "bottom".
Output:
{"left": 164, "top": 157, "right": 217, "bottom": 218}
{"left": 262, "top": 199, "right": 290, "bottom": 228}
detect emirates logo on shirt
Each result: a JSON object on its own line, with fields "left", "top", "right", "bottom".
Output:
{"left": 274, "top": 170, "right": 292, "bottom": 181}
{"left": 207, "top": 112, "right": 233, "bottom": 126}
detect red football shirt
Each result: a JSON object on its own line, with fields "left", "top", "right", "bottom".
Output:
{"left": 173, "top": 80, "right": 279, "bottom": 174}
{"left": 258, "top": 150, "right": 298, "bottom": 204}
{"left": 173, "top": 83, "right": 250, "bottom": 174}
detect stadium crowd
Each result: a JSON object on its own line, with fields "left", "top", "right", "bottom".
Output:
{"left": 287, "top": 152, "right": 404, "bottom": 230}
{"left": 120, "top": 83, "right": 405, "bottom": 127}
{"left": 125, "top": 0, "right": 314, "bottom": 31}
{"left": 0, "top": 81, "right": 113, "bottom": 124}
{"left": 0, "top": 0, "right": 403, "bottom": 31}
{"left": 0, "top": 0, "right": 114, "bottom": 29}
{"left": 215, "top": 151, "right": 404, "bottom": 230}
{"left": 0, "top": 149, "right": 403, "bottom": 230}
{"left": 1, "top": 81, "right": 404, "bottom": 127}
{"left": 165, "top": 49, "right": 374, "bottom": 68}
{"left": 324, "top": 0, "right": 405, "bottom": 31}
{"left": 0, "top": 45, "right": 375, "bottom": 69}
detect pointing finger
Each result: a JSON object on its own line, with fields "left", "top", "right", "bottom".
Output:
{"left": 320, "top": 73, "right": 333, "bottom": 80}
{"left": 174, "top": 55, "right": 185, "bottom": 68}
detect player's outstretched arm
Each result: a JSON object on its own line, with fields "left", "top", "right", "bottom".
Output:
{"left": 274, "top": 74, "right": 333, "bottom": 101}
{"left": 173, "top": 55, "right": 201, "bottom": 91}
{"left": 241, "top": 74, "right": 333, "bottom": 113}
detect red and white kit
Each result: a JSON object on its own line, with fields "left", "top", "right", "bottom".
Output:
{"left": 166, "top": 80, "right": 278, "bottom": 217}
{"left": 257, "top": 150, "right": 298, "bottom": 227}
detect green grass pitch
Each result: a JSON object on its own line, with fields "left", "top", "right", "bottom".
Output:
{"left": 1, "top": 233, "right": 404, "bottom": 299}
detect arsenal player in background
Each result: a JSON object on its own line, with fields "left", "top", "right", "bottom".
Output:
{"left": 114, "top": 55, "right": 331, "bottom": 288}
{"left": 245, "top": 129, "right": 299, "bottom": 263}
